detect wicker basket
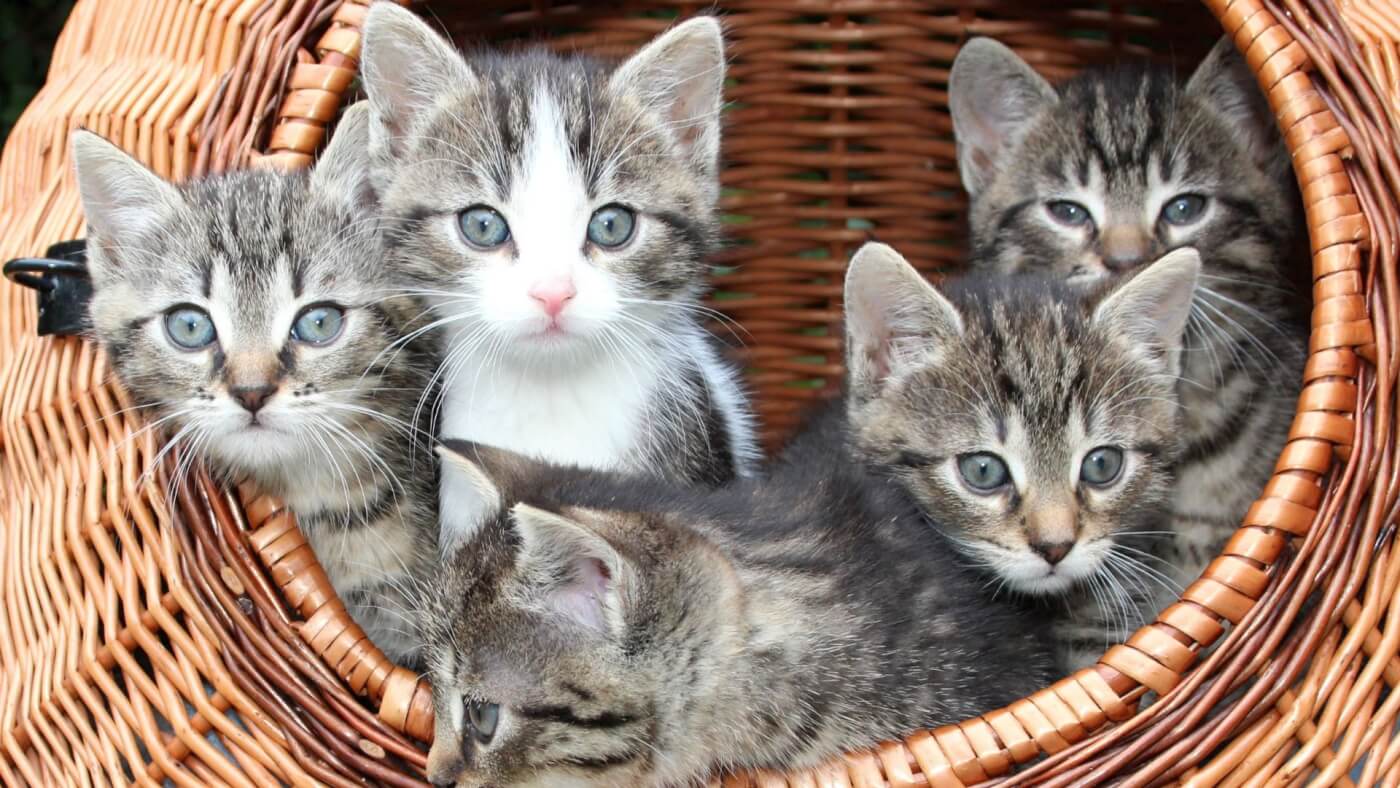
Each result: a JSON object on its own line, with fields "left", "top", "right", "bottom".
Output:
{"left": 1, "top": 0, "right": 1395, "bottom": 785}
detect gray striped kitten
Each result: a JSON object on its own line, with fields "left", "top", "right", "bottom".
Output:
{"left": 949, "top": 38, "right": 1308, "bottom": 601}
{"left": 843, "top": 243, "right": 1199, "bottom": 672}
{"left": 420, "top": 432, "right": 1054, "bottom": 788}
{"left": 358, "top": 6, "right": 759, "bottom": 556}
{"left": 73, "top": 106, "right": 437, "bottom": 666}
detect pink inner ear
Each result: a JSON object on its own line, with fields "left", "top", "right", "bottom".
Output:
{"left": 552, "top": 556, "right": 613, "bottom": 633}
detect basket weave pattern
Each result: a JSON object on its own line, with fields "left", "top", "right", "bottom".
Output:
{"left": 0, "top": 0, "right": 1397, "bottom": 785}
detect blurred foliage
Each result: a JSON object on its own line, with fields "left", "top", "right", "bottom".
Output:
{"left": 0, "top": 0, "right": 76, "bottom": 142}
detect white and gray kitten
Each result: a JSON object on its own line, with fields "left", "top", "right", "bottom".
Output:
{"left": 358, "top": 6, "right": 759, "bottom": 548}
{"left": 419, "top": 429, "right": 1054, "bottom": 788}
{"left": 949, "top": 37, "right": 1309, "bottom": 600}
{"left": 842, "top": 242, "right": 1199, "bottom": 672}
{"left": 73, "top": 106, "right": 436, "bottom": 666}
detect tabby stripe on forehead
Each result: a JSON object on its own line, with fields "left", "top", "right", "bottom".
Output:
{"left": 517, "top": 705, "right": 634, "bottom": 728}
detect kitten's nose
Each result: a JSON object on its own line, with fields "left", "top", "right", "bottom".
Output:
{"left": 1100, "top": 225, "right": 1152, "bottom": 271}
{"left": 529, "top": 276, "right": 577, "bottom": 319}
{"left": 1030, "top": 540, "right": 1075, "bottom": 566}
{"left": 230, "top": 384, "right": 276, "bottom": 414}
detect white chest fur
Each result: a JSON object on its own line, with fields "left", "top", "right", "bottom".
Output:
{"left": 436, "top": 334, "right": 660, "bottom": 472}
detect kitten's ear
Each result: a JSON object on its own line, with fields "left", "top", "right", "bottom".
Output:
{"left": 1093, "top": 247, "right": 1201, "bottom": 366}
{"left": 311, "top": 102, "right": 374, "bottom": 206}
{"left": 609, "top": 16, "right": 726, "bottom": 180}
{"left": 435, "top": 444, "right": 506, "bottom": 557}
{"left": 70, "top": 130, "right": 180, "bottom": 276}
{"left": 360, "top": 3, "right": 475, "bottom": 158}
{"left": 511, "top": 503, "right": 634, "bottom": 638}
{"left": 949, "top": 37, "right": 1057, "bottom": 195}
{"left": 1187, "top": 37, "right": 1284, "bottom": 177}
{"left": 843, "top": 242, "right": 962, "bottom": 401}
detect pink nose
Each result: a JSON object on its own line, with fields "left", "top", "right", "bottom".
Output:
{"left": 529, "top": 277, "right": 577, "bottom": 318}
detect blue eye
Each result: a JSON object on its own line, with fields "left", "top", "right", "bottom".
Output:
{"left": 1161, "top": 194, "right": 1207, "bottom": 225}
{"left": 957, "top": 452, "right": 1010, "bottom": 492}
{"left": 466, "top": 700, "right": 499, "bottom": 744}
{"left": 458, "top": 206, "right": 511, "bottom": 248}
{"left": 291, "top": 305, "right": 345, "bottom": 345}
{"left": 1080, "top": 446, "right": 1125, "bottom": 486}
{"left": 587, "top": 205, "right": 636, "bottom": 248}
{"left": 163, "top": 306, "right": 216, "bottom": 350}
{"left": 1046, "top": 201, "right": 1092, "bottom": 227}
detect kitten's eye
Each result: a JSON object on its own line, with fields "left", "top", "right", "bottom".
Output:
{"left": 1046, "top": 201, "right": 1092, "bottom": 227}
{"left": 957, "top": 452, "right": 1010, "bottom": 492}
{"left": 466, "top": 700, "right": 499, "bottom": 744}
{"left": 587, "top": 204, "right": 637, "bottom": 249}
{"left": 459, "top": 206, "right": 511, "bottom": 249}
{"left": 1160, "top": 194, "right": 1207, "bottom": 226}
{"left": 291, "top": 305, "right": 345, "bottom": 346}
{"left": 1080, "top": 446, "right": 1125, "bottom": 486}
{"left": 164, "top": 306, "right": 216, "bottom": 350}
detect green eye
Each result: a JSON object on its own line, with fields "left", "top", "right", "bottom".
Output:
{"left": 1080, "top": 446, "right": 1125, "bottom": 486}
{"left": 1161, "top": 194, "right": 1207, "bottom": 225}
{"left": 163, "top": 306, "right": 216, "bottom": 350}
{"left": 1046, "top": 200, "right": 1092, "bottom": 227}
{"left": 466, "top": 700, "right": 499, "bottom": 743}
{"left": 587, "top": 204, "right": 636, "bottom": 248}
{"left": 291, "top": 305, "right": 345, "bottom": 345}
{"left": 957, "top": 452, "right": 1010, "bottom": 492}
{"left": 459, "top": 206, "right": 511, "bottom": 248}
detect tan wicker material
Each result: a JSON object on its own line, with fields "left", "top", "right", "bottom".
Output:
{"left": 0, "top": 0, "right": 1394, "bottom": 785}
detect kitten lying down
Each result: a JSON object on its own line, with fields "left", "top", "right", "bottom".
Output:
{"left": 72, "top": 105, "right": 438, "bottom": 667}
{"left": 420, "top": 422, "right": 1056, "bottom": 787}
{"left": 842, "top": 242, "right": 1200, "bottom": 673}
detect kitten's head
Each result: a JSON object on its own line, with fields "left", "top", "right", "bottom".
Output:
{"left": 360, "top": 6, "right": 725, "bottom": 367}
{"left": 949, "top": 37, "right": 1297, "bottom": 282}
{"left": 422, "top": 444, "right": 737, "bottom": 788}
{"left": 73, "top": 106, "right": 422, "bottom": 500}
{"left": 843, "top": 243, "right": 1198, "bottom": 595}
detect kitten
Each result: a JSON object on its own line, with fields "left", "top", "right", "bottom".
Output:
{"left": 949, "top": 37, "right": 1309, "bottom": 594}
{"left": 73, "top": 105, "right": 436, "bottom": 666}
{"left": 358, "top": 6, "right": 759, "bottom": 538}
{"left": 419, "top": 432, "right": 1054, "bottom": 788}
{"left": 842, "top": 242, "right": 1199, "bottom": 672}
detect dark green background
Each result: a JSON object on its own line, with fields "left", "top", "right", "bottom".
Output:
{"left": 2, "top": 0, "right": 76, "bottom": 142}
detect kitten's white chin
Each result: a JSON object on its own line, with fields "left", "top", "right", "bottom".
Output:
{"left": 966, "top": 539, "right": 1107, "bottom": 596}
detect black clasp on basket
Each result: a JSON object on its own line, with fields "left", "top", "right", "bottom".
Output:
{"left": 3, "top": 239, "right": 91, "bottom": 337}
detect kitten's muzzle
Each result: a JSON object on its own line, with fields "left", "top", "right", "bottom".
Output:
{"left": 1099, "top": 225, "right": 1155, "bottom": 272}
{"left": 230, "top": 384, "right": 276, "bottom": 414}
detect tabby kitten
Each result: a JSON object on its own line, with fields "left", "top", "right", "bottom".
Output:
{"left": 842, "top": 242, "right": 1199, "bottom": 671}
{"left": 358, "top": 6, "right": 759, "bottom": 546}
{"left": 73, "top": 106, "right": 436, "bottom": 666}
{"left": 420, "top": 435, "right": 1054, "bottom": 787}
{"left": 949, "top": 37, "right": 1309, "bottom": 591}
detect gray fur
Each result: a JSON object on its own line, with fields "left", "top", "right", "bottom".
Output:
{"left": 73, "top": 106, "right": 438, "bottom": 666}
{"left": 421, "top": 435, "right": 1054, "bottom": 787}
{"left": 358, "top": 6, "right": 758, "bottom": 506}
{"left": 843, "top": 243, "right": 1197, "bottom": 672}
{"left": 949, "top": 37, "right": 1309, "bottom": 633}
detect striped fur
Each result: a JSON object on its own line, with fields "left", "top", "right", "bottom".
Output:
{"left": 950, "top": 38, "right": 1309, "bottom": 651}
{"left": 842, "top": 243, "right": 1198, "bottom": 672}
{"left": 73, "top": 107, "right": 438, "bottom": 666}
{"left": 420, "top": 434, "right": 1054, "bottom": 787}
